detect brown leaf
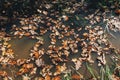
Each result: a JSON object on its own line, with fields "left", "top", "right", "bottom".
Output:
{"left": 45, "top": 74, "right": 51, "bottom": 80}
{"left": 115, "top": 9, "right": 120, "bottom": 14}
{"left": 8, "top": 59, "right": 16, "bottom": 65}
{"left": 38, "top": 77, "right": 44, "bottom": 80}
{"left": 72, "top": 74, "right": 82, "bottom": 80}
{"left": 75, "top": 58, "right": 83, "bottom": 70}
{"left": 52, "top": 76, "right": 61, "bottom": 80}
{"left": 54, "top": 64, "right": 66, "bottom": 76}
{"left": 83, "top": 32, "right": 88, "bottom": 38}
{"left": 24, "top": 32, "right": 31, "bottom": 36}
{"left": 17, "top": 68, "right": 28, "bottom": 75}
{"left": 22, "top": 63, "right": 34, "bottom": 69}
{"left": 0, "top": 71, "right": 7, "bottom": 77}
{"left": 34, "top": 51, "right": 39, "bottom": 59}
{"left": 112, "top": 74, "right": 120, "bottom": 80}
{"left": 62, "top": 15, "right": 69, "bottom": 21}
{"left": 35, "top": 58, "right": 44, "bottom": 67}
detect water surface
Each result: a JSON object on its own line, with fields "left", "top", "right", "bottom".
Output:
{"left": 9, "top": 36, "right": 37, "bottom": 59}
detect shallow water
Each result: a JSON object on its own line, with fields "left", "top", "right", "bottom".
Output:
{"left": 5, "top": 27, "right": 120, "bottom": 79}
{"left": 7, "top": 35, "right": 115, "bottom": 79}
{"left": 8, "top": 36, "right": 37, "bottom": 59}
{"left": 107, "top": 30, "right": 120, "bottom": 51}
{"left": 106, "top": 30, "right": 120, "bottom": 65}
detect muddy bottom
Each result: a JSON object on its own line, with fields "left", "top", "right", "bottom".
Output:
{"left": 4, "top": 28, "right": 120, "bottom": 79}
{"left": 7, "top": 33, "right": 117, "bottom": 79}
{"left": 106, "top": 30, "right": 120, "bottom": 65}
{"left": 107, "top": 30, "right": 120, "bottom": 51}
{"left": 8, "top": 36, "right": 37, "bottom": 59}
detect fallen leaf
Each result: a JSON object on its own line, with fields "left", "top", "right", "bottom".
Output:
{"left": 45, "top": 74, "right": 51, "bottom": 80}
{"left": 72, "top": 74, "right": 82, "bottom": 80}
{"left": 115, "top": 9, "right": 120, "bottom": 14}
{"left": 52, "top": 76, "right": 61, "bottom": 80}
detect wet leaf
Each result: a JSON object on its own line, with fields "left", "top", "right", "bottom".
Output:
{"left": 54, "top": 64, "right": 67, "bottom": 76}
{"left": 0, "top": 71, "right": 7, "bottom": 77}
{"left": 115, "top": 9, "right": 120, "bottom": 14}
{"left": 17, "top": 68, "right": 29, "bottom": 75}
{"left": 35, "top": 58, "right": 44, "bottom": 67}
{"left": 72, "top": 74, "right": 82, "bottom": 80}
{"left": 52, "top": 76, "right": 61, "bottom": 80}
{"left": 22, "top": 63, "right": 34, "bottom": 69}
{"left": 45, "top": 74, "right": 51, "bottom": 80}
{"left": 75, "top": 59, "right": 82, "bottom": 70}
